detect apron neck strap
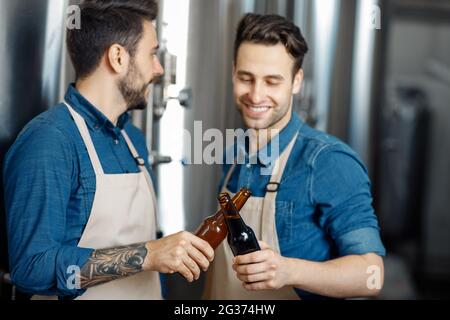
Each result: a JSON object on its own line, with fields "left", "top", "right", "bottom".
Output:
{"left": 221, "top": 163, "right": 237, "bottom": 194}
{"left": 65, "top": 101, "right": 162, "bottom": 233}
{"left": 121, "top": 129, "right": 161, "bottom": 233}
{"left": 221, "top": 132, "right": 299, "bottom": 197}
{"left": 121, "top": 130, "right": 146, "bottom": 170}
{"left": 259, "top": 132, "right": 298, "bottom": 246}
{"left": 64, "top": 101, "right": 104, "bottom": 175}
{"left": 264, "top": 132, "right": 298, "bottom": 202}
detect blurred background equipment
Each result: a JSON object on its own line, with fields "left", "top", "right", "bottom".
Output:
{"left": 0, "top": 0, "right": 68, "bottom": 300}
{"left": 0, "top": 0, "right": 449, "bottom": 300}
{"left": 377, "top": 87, "right": 430, "bottom": 241}
{"left": 375, "top": 0, "right": 450, "bottom": 298}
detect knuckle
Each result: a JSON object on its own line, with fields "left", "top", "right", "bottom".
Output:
{"left": 172, "top": 260, "right": 182, "bottom": 269}
{"left": 178, "top": 240, "right": 188, "bottom": 247}
{"left": 174, "top": 247, "right": 185, "bottom": 257}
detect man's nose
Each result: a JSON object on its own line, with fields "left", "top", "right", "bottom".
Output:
{"left": 248, "top": 83, "right": 264, "bottom": 104}
{"left": 154, "top": 57, "right": 165, "bottom": 77}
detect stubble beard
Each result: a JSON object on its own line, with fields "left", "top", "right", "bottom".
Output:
{"left": 118, "top": 61, "right": 151, "bottom": 111}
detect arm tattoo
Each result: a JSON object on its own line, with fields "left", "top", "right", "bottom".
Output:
{"left": 80, "top": 242, "right": 148, "bottom": 289}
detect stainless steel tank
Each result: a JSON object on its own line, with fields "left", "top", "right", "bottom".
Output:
{"left": 0, "top": 0, "right": 68, "bottom": 299}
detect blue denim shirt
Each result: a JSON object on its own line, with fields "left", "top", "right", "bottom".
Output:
{"left": 3, "top": 85, "right": 154, "bottom": 297}
{"left": 220, "top": 113, "right": 386, "bottom": 299}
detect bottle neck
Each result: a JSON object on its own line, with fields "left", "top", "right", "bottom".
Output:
{"left": 221, "top": 197, "right": 243, "bottom": 220}
{"left": 234, "top": 192, "right": 249, "bottom": 210}
{"left": 214, "top": 189, "right": 249, "bottom": 218}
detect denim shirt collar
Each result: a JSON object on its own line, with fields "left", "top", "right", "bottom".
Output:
{"left": 64, "top": 84, "right": 130, "bottom": 133}
{"left": 235, "top": 113, "right": 303, "bottom": 168}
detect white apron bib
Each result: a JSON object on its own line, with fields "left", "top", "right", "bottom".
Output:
{"left": 57, "top": 102, "right": 162, "bottom": 300}
{"left": 203, "top": 134, "right": 300, "bottom": 300}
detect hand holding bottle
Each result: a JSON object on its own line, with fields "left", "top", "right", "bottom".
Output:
{"left": 232, "top": 241, "right": 293, "bottom": 291}
{"left": 145, "top": 231, "right": 214, "bottom": 282}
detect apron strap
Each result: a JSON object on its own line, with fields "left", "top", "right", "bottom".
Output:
{"left": 121, "top": 130, "right": 146, "bottom": 171}
{"left": 121, "top": 130, "right": 161, "bottom": 233}
{"left": 260, "top": 133, "right": 299, "bottom": 244}
{"left": 220, "top": 163, "right": 237, "bottom": 194}
{"left": 264, "top": 133, "right": 299, "bottom": 202}
{"left": 220, "top": 132, "right": 298, "bottom": 197}
{"left": 65, "top": 100, "right": 161, "bottom": 232}
{"left": 64, "top": 101, "right": 104, "bottom": 175}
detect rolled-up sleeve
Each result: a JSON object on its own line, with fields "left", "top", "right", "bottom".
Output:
{"left": 311, "top": 144, "right": 386, "bottom": 257}
{"left": 3, "top": 121, "right": 94, "bottom": 296}
{"left": 335, "top": 228, "right": 386, "bottom": 256}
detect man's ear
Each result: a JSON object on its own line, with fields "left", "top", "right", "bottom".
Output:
{"left": 292, "top": 69, "right": 304, "bottom": 95}
{"left": 107, "top": 44, "right": 129, "bottom": 75}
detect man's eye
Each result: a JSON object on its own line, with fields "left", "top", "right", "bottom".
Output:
{"left": 267, "top": 81, "right": 280, "bottom": 86}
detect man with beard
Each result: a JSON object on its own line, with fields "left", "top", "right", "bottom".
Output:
{"left": 3, "top": 0, "right": 213, "bottom": 300}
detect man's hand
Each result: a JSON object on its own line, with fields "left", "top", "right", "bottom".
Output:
{"left": 234, "top": 241, "right": 385, "bottom": 298}
{"left": 232, "top": 241, "right": 292, "bottom": 291}
{"left": 145, "top": 231, "right": 214, "bottom": 282}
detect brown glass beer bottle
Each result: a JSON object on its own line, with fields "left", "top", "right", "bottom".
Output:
{"left": 194, "top": 188, "right": 251, "bottom": 249}
{"left": 218, "top": 192, "right": 260, "bottom": 256}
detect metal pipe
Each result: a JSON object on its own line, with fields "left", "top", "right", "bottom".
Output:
{"left": 349, "top": 0, "right": 383, "bottom": 170}
{"left": 311, "top": 0, "right": 341, "bottom": 132}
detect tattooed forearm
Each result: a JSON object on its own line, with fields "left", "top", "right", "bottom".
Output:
{"left": 80, "top": 242, "right": 148, "bottom": 289}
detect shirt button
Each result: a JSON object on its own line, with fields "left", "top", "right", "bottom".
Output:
{"left": 246, "top": 164, "right": 252, "bottom": 169}
{"left": 114, "top": 139, "right": 119, "bottom": 145}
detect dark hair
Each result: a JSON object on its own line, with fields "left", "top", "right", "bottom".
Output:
{"left": 234, "top": 13, "right": 309, "bottom": 76}
{"left": 67, "top": 0, "right": 158, "bottom": 79}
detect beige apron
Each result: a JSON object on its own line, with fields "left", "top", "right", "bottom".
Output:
{"left": 203, "top": 134, "right": 300, "bottom": 300}
{"left": 34, "top": 102, "right": 162, "bottom": 300}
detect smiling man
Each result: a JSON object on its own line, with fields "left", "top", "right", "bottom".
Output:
{"left": 203, "top": 13, "right": 386, "bottom": 300}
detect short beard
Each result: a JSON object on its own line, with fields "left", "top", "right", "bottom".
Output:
{"left": 118, "top": 60, "right": 149, "bottom": 111}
